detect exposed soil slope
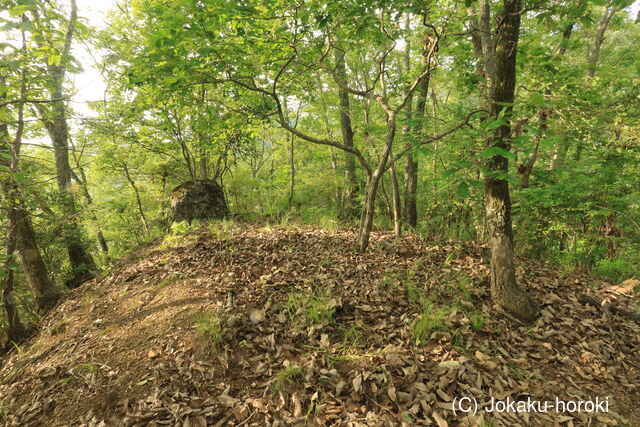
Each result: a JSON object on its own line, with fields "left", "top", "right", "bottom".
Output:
{"left": 1, "top": 224, "right": 639, "bottom": 426}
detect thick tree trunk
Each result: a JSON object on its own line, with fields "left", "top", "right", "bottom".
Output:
{"left": 10, "top": 200, "right": 62, "bottom": 313}
{"left": 333, "top": 45, "right": 358, "bottom": 219}
{"left": 484, "top": 0, "right": 539, "bottom": 323}
{"left": 3, "top": 203, "right": 28, "bottom": 348}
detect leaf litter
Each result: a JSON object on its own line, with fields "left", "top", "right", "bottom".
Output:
{"left": 0, "top": 223, "right": 639, "bottom": 426}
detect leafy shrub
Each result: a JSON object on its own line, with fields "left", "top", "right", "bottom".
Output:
{"left": 592, "top": 257, "right": 634, "bottom": 282}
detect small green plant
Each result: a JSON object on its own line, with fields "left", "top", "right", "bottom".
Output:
{"left": 195, "top": 311, "right": 225, "bottom": 352}
{"left": 378, "top": 271, "right": 398, "bottom": 290}
{"left": 274, "top": 365, "right": 304, "bottom": 391}
{"left": 161, "top": 221, "right": 192, "bottom": 247}
{"left": 286, "top": 290, "right": 335, "bottom": 324}
{"left": 80, "top": 363, "right": 97, "bottom": 373}
{"left": 412, "top": 301, "right": 450, "bottom": 345}
{"left": 444, "top": 249, "right": 458, "bottom": 267}
{"left": 154, "top": 274, "right": 179, "bottom": 291}
{"left": 341, "top": 323, "right": 363, "bottom": 348}
{"left": 456, "top": 275, "right": 473, "bottom": 302}
{"left": 210, "top": 219, "right": 236, "bottom": 240}
{"left": 470, "top": 312, "right": 484, "bottom": 331}
{"left": 405, "top": 282, "right": 426, "bottom": 307}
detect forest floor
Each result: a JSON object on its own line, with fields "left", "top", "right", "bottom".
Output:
{"left": 1, "top": 222, "right": 639, "bottom": 426}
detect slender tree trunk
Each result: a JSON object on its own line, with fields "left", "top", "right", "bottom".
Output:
{"left": 1, "top": 69, "right": 61, "bottom": 314}
{"left": 518, "top": 109, "right": 548, "bottom": 187}
{"left": 122, "top": 163, "right": 150, "bottom": 235}
{"left": 37, "top": 0, "right": 95, "bottom": 288}
{"left": 483, "top": 0, "right": 539, "bottom": 322}
{"left": 403, "top": 13, "right": 419, "bottom": 228}
{"left": 288, "top": 133, "right": 295, "bottom": 209}
{"left": 587, "top": 6, "right": 617, "bottom": 78}
{"left": 469, "top": 8, "right": 492, "bottom": 242}
{"left": 479, "top": 0, "right": 496, "bottom": 100}
{"left": 558, "top": 23, "right": 574, "bottom": 56}
{"left": 550, "top": 23, "right": 574, "bottom": 170}
{"left": 358, "top": 115, "right": 398, "bottom": 252}
{"left": 77, "top": 169, "right": 109, "bottom": 254}
{"left": 390, "top": 148, "right": 402, "bottom": 236}
{"left": 333, "top": 44, "right": 358, "bottom": 219}
{"left": 70, "top": 139, "right": 109, "bottom": 254}
{"left": 199, "top": 156, "right": 208, "bottom": 180}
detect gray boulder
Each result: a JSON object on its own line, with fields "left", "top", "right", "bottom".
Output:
{"left": 170, "top": 180, "right": 229, "bottom": 223}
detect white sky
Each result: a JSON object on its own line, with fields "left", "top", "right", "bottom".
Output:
{"left": 70, "top": 0, "right": 640, "bottom": 119}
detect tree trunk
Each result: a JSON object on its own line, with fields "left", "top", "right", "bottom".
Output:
{"left": 10, "top": 200, "right": 62, "bottom": 312}
{"left": 358, "top": 115, "right": 398, "bottom": 252}
{"left": 333, "top": 45, "right": 358, "bottom": 219}
{"left": 550, "top": 23, "right": 574, "bottom": 170}
{"left": 288, "top": 132, "right": 295, "bottom": 209}
{"left": 1, "top": 71, "right": 61, "bottom": 314}
{"left": 390, "top": 146, "right": 402, "bottom": 236}
{"left": 403, "top": 13, "right": 420, "bottom": 228}
{"left": 70, "top": 139, "right": 109, "bottom": 254}
{"left": 123, "top": 163, "right": 150, "bottom": 235}
{"left": 37, "top": 0, "right": 96, "bottom": 287}
{"left": 3, "top": 199, "right": 28, "bottom": 349}
{"left": 517, "top": 109, "right": 548, "bottom": 187}
{"left": 484, "top": 0, "right": 539, "bottom": 323}
{"left": 587, "top": 6, "right": 617, "bottom": 78}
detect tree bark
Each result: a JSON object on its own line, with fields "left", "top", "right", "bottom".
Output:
{"left": 358, "top": 114, "right": 398, "bottom": 252}
{"left": 122, "top": 163, "right": 150, "bottom": 235}
{"left": 37, "top": 0, "right": 96, "bottom": 287}
{"left": 483, "top": 0, "right": 539, "bottom": 322}
{"left": 402, "top": 13, "right": 418, "bottom": 228}
{"left": 550, "top": 23, "right": 574, "bottom": 170}
{"left": 390, "top": 146, "right": 402, "bottom": 236}
{"left": 1, "top": 67, "right": 61, "bottom": 314}
{"left": 2, "top": 214, "right": 28, "bottom": 349}
{"left": 333, "top": 44, "right": 358, "bottom": 220}
{"left": 10, "top": 200, "right": 62, "bottom": 312}
{"left": 586, "top": 6, "right": 617, "bottom": 78}
{"left": 70, "top": 139, "right": 109, "bottom": 254}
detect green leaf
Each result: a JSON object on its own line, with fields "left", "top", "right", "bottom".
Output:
{"left": 480, "top": 146, "right": 515, "bottom": 160}
{"left": 47, "top": 53, "right": 62, "bottom": 66}
{"left": 9, "top": 5, "right": 35, "bottom": 17}
{"left": 14, "top": 172, "right": 28, "bottom": 184}
{"left": 457, "top": 182, "right": 470, "bottom": 199}
{"left": 528, "top": 92, "right": 545, "bottom": 108}
{"left": 485, "top": 118, "right": 507, "bottom": 130}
